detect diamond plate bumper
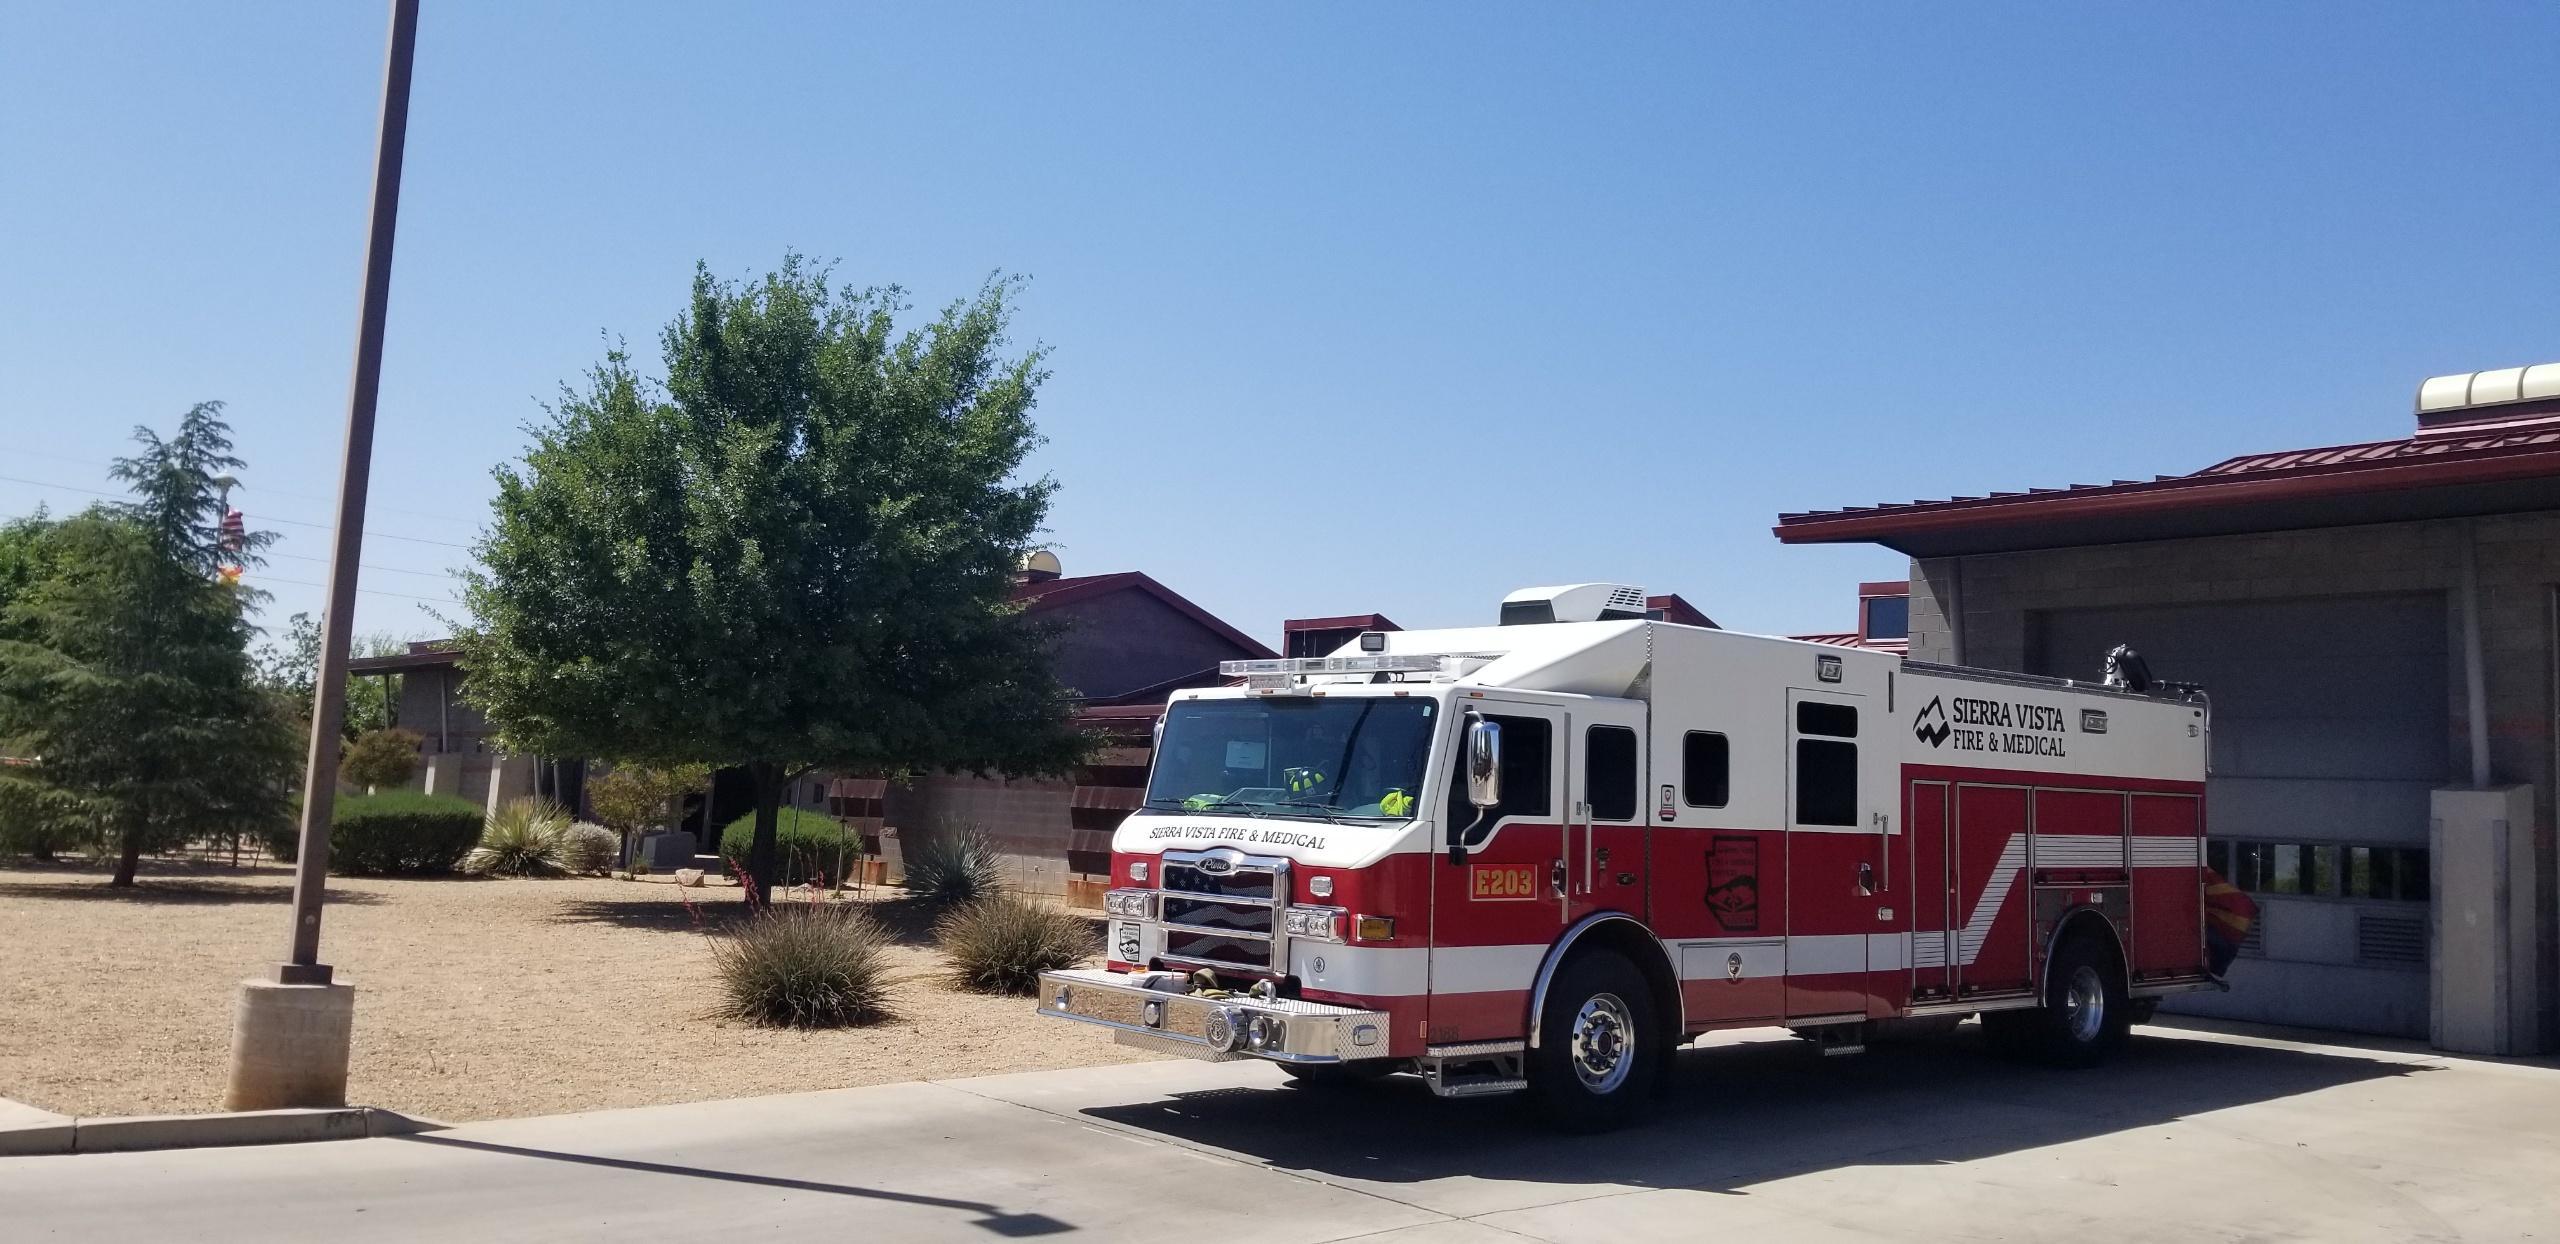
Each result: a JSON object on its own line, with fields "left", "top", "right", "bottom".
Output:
{"left": 1034, "top": 968, "right": 1390, "bottom": 1064}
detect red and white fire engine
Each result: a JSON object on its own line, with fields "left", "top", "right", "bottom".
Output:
{"left": 1036, "top": 583, "right": 2218, "bottom": 1128}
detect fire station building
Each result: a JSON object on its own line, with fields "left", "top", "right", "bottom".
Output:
{"left": 1779, "top": 364, "right": 2560, "bottom": 1054}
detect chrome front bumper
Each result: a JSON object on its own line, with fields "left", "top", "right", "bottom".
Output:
{"left": 1035, "top": 968, "right": 1391, "bottom": 1065}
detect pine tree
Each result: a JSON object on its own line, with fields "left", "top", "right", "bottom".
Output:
{"left": 0, "top": 407, "right": 297, "bottom": 885}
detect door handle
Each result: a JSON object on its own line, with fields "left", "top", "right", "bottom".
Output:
{"left": 1550, "top": 859, "right": 1568, "bottom": 898}
{"left": 1857, "top": 861, "right": 1875, "bottom": 896}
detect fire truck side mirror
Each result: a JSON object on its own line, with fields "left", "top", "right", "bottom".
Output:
{"left": 1465, "top": 715, "right": 1502, "bottom": 809}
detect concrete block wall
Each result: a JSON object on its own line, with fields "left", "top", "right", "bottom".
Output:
{"left": 1908, "top": 513, "right": 2560, "bottom": 1048}
{"left": 883, "top": 774, "right": 1082, "bottom": 899}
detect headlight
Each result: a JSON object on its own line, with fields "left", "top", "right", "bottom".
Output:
{"left": 1282, "top": 906, "right": 1344, "bottom": 941}
{"left": 1103, "top": 889, "right": 1153, "bottom": 918}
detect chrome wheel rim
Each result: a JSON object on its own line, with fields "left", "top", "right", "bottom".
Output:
{"left": 1569, "top": 992, "right": 1636, "bottom": 1093}
{"left": 2063, "top": 965, "right": 2106, "bottom": 1044}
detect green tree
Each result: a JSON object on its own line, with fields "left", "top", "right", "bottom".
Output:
{"left": 342, "top": 727, "right": 425, "bottom": 790}
{"left": 0, "top": 409, "right": 297, "bottom": 884}
{"left": 460, "top": 257, "right": 1085, "bottom": 903}
{"left": 0, "top": 512, "right": 63, "bottom": 857}
{"left": 587, "top": 761, "right": 712, "bottom": 867}
{"left": 0, "top": 514, "right": 296, "bottom": 885}
{"left": 254, "top": 612, "right": 406, "bottom": 738}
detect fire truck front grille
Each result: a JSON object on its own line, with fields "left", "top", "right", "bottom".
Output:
{"left": 1160, "top": 896, "right": 1269, "bottom": 932}
{"left": 1159, "top": 860, "right": 1278, "bottom": 901}
{"left": 1156, "top": 848, "right": 1289, "bottom": 974}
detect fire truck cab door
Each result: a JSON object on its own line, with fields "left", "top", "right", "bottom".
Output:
{"left": 1781, "top": 688, "right": 1898, "bottom": 1020}
{"left": 1567, "top": 700, "right": 1649, "bottom": 926}
{"left": 1429, "top": 699, "right": 1569, "bottom": 1045}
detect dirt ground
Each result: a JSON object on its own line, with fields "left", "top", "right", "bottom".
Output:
{"left": 0, "top": 861, "right": 1154, "bottom": 1122}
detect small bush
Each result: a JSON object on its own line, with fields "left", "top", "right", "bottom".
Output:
{"left": 904, "top": 826, "right": 1004, "bottom": 906}
{"left": 709, "top": 903, "right": 893, "bottom": 1028}
{"left": 330, "top": 792, "right": 483, "bottom": 876}
{"left": 936, "top": 894, "right": 1096, "bottom": 995}
{"left": 341, "top": 727, "right": 424, "bottom": 790}
{"left": 718, "top": 808, "right": 862, "bottom": 886}
{"left": 463, "top": 798, "right": 574, "bottom": 877}
{"left": 561, "top": 821, "right": 619, "bottom": 874}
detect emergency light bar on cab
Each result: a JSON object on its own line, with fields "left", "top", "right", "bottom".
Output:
{"left": 1036, "top": 582, "right": 2220, "bottom": 1129}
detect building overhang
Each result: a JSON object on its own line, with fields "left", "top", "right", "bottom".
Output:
{"left": 1777, "top": 431, "right": 2560, "bottom": 558}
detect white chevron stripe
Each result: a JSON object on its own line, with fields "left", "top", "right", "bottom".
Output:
{"left": 1933, "top": 833, "right": 2199, "bottom": 969}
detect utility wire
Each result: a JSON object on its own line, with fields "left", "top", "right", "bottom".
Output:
{"left": 255, "top": 574, "right": 460, "bottom": 606}
{"left": 0, "top": 472, "right": 472, "bottom": 549}
{"left": 265, "top": 549, "right": 459, "bottom": 581}
{"left": 8, "top": 446, "right": 482, "bottom": 527}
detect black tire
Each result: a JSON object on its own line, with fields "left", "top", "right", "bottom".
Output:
{"left": 1279, "top": 1060, "right": 1397, "bottom": 1088}
{"left": 1525, "top": 950, "right": 1660, "bottom": 1132}
{"left": 1988, "top": 933, "right": 2129, "bottom": 1069}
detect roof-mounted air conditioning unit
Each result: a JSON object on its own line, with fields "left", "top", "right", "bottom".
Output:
{"left": 1499, "top": 583, "right": 1648, "bottom": 626}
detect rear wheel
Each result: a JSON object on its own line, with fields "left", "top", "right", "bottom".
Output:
{"left": 1525, "top": 950, "right": 1659, "bottom": 1132}
{"left": 1985, "top": 933, "right": 2129, "bottom": 1068}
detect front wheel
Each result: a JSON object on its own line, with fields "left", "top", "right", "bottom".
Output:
{"left": 1525, "top": 950, "right": 1659, "bottom": 1132}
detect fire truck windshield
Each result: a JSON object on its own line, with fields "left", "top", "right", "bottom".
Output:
{"left": 1144, "top": 696, "right": 1438, "bottom": 822}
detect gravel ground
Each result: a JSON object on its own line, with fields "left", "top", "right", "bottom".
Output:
{"left": 0, "top": 861, "right": 1154, "bottom": 1122}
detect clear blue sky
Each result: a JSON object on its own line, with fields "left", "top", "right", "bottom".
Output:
{"left": 5, "top": 4, "right": 2556, "bottom": 647}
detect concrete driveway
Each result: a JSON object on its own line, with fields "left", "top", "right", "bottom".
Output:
{"left": 5, "top": 1020, "right": 2554, "bottom": 1242}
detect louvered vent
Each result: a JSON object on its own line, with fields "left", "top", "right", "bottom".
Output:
{"left": 2357, "top": 912, "right": 2426, "bottom": 968}
{"left": 2239, "top": 916, "right": 2266, "bottom": 958}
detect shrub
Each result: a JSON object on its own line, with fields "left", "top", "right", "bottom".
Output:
{"left": 463, "top": 798, "right": 573, "bottom": 877}
{"left": 561, "top": 821, "right": 619, "bottom": 874}
{"left": 718, "top": 808, "right": 861, "bottom": 887}
{"left": 330, "top": 791, "right": 482, "bottom": 876}
{"left": 341, "top": 727, "right": 424, "bottom": 790}
{"left": 709, "top": 903, "right": 893, "bottom": 1028}
{"left": 936, "top": 894, "right": 1095, "bottom": 995}
{"left": 904, "top": 825, "right": 1003, "bottom": 906}
{"left": 255, "top": 818, "right": 300, "bottom": 864}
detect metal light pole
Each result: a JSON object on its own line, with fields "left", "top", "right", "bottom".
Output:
{"left": 225, "top": 0, "right": 419, "bottom": 1111}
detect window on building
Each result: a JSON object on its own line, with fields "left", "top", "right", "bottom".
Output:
{"left": 1863, "top": 594, "right": 1910, "bottom": 642}
{"left": 1584, "top": 726, "right": 1637, "bottom": 821}
{"left": 2210, "top": 839, "right": 2430, "bottom": 903}
{"left": 1793, "top": 701, "right": 1858, "bottom": 827}
{"left": 1682, "top": 731, "right": 1729, "bottom": 807}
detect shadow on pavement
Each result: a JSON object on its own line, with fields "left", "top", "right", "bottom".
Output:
{"left": 0, "top": 877, "right": 384, "bottom": 905}
{"left": 392, "top": 1132, "right": 1073, "bottom": 1237}
{"left": 1077, "top": 1026, "right": 2426, "bottom": 1195}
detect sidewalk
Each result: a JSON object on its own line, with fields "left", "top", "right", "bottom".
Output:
{"left": 5, "top": 1022, "right": 2555, "bottom": 1242}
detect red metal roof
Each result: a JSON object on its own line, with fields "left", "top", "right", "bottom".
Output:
{"left": 1011, "top": 571, "right": 1276, "bottom": 660}
{"left": 1776, "top": 422, "right": 2560, "bottom": 557}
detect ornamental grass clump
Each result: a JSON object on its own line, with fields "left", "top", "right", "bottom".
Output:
{"left": 904, "top": 825, "right": 1004, "bottom": 906}
{"left": 461, "top": 798, "right": 573, "bottom": 877}
{"left": 936, "top": 893, "right": 1096, "bottom": 995}
{"left": 709, "top": 903, "right": 893, "bottom": 1028}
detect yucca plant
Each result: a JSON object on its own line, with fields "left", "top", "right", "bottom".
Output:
{"left": 936, "top": 893, "right": 1096, "bottom": 995}
{"left": 461, "top": 798, "right": 573, "bottom": 877}
{"left": 709, "top": 903, "right": 893, "bottom": 1027}
{"left": 904, "top": 825, "right": 1004, "bottom": 906}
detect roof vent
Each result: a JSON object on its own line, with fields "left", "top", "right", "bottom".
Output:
{"left": 2414, "top": 363, "right": 2560, "bottom": 436}
{"left": 1500, "top": 583, "right": 1649, "bottom": 626}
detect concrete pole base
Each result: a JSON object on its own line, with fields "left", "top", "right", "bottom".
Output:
{"left": 223, "top": 979, "right": 356, "bottom": 1111}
